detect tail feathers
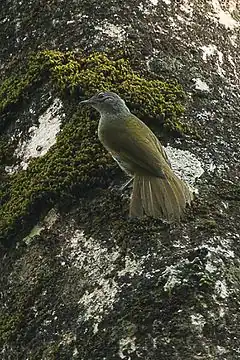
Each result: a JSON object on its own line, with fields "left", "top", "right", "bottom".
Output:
{"left": 130, "top": 176, "right": 144, "bottom": 217}
{"left": 129, "top": 173, "right": 193, "bottom": 222}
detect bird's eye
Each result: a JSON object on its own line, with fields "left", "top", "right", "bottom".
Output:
{"left": 97, "top": 92, "right": 105, "bottom": 99}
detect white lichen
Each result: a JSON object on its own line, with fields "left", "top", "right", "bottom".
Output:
{"left": 80, "top": 278, "right": 119, "bottom": 333}
{"left": 95, "top": 23, "right": 125, "bottom": 42}
{"left": 72, "top": 347, "right": 79, "bottom": 357}
{"left": 66, "top": 230, "right": 120, "bottom": 274}
{"left": 164, "top": 146, "right": 204, "bottom": 186}
{"left": 216, "top": 345, "right": 228, "bottom": 355}
{"left": 205, "top": 261, "right": 217, "bottom": 274}
{"left": 190, "top": 313, "right": 206, "bottom": 333}
{"left": 162, "top": 264, "right": 184, "bottom": 292}
{"left": 149, "top": 0, "right": 158, "bottom": 5}
{"left": 162, "top": 0, "right": 171, "bottom": 5}
{"left": 118, "top": 335, "right": 137, "bottom": 359}
{"left": 211, "top": 0, "right": 239, "bottom": 29}
{"left": 6, "top": 98, "right": 63, "bottom": 173}
{"left": 201, "top": 44, "right": 217, "bottom": 61}
{"left": 215, "top": 279, "right": 228, "bottom": 299}
{"left": 227, "top": 54, "right": 238, "bottom": 79}
{"left": 193, "top": 78, "right": 210, "bottom": 92}
{"left": 201, "top": 45, "right": 225, "bottom": 77}
{"left": 180, "top": 0, "right": 193, "bottom": 15}
{"left": 64, "top": 228, "right": 154, "bottom": 332}
{"left": 117, "top": 255, "right": 144, "bottom": 278}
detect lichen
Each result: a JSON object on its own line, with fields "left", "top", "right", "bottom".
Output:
{"left": 0, "top": 50, "right": 189, "bottom": 247}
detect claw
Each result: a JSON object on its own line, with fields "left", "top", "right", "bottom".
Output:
{"left": 120, "top": 177, "right": 134, "bottom": 191}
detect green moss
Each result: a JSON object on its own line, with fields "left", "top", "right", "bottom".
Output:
{"left": 0, "top": 136, "right": 15, "bottom": 207}
{"left": 232, "top": 9, "right": 240, "bottom": 22}
{"left": 0, "top": 136, "right": 15, "bottom": 169}
{"left": 0, "top": 50, "right": 186, "bottom": 128}
{"left": 41, "top": 342, "right": 61, "bottom": 359}
{"left": 196, "top": 218, "right": 217, "bottom": 231}
{"left": 0, "top": 50, "right": 190, "bottom": 246}
{"left": 49, "top": 51, "right": 186, "bottom": 129}
{"left": 0, "top": 107, "right": 114, "bottom": 245}
{"left": 0, "top": 53, "right": 47, "bottom": 116}
{"left": 0, "top": 313, "right": 24, "bottom": 345}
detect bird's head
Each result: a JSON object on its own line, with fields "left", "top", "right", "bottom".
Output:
{"left": 80, "top": 91, "right": 129, "bottom": 114}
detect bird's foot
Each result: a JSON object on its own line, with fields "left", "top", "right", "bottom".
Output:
{"left": 120, "top": 177, "right": 134, "bottom": 191}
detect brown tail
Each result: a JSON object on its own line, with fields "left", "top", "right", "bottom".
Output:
{"left": 129, "top": 172, "right": 193, "bottom": 222}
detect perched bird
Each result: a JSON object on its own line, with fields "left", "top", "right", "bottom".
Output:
{"left": 81, "top": 91, "right": 193, "bottom": 222}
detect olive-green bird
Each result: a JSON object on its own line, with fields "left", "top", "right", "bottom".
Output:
{"left": 81, "top": 91, "right": 193, "bottom": 222}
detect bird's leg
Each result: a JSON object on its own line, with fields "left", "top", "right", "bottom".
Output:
{"left": 120, "top": 177, "right": 134, "bottom": 191}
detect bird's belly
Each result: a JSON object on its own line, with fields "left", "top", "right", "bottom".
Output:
{"left": 111, "top": 154, "right": 134, "bottom": 175}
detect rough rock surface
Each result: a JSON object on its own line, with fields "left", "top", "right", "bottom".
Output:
{"left": 0, "top": 1, "right": 240, "bottom": 359}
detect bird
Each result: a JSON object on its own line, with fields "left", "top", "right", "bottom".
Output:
{"left": 80, "top": 91, "right": 193, "bottom": 222}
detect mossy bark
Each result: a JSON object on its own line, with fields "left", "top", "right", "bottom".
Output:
{"left": 0, "top": 0, "right": 240, "bottom": 359}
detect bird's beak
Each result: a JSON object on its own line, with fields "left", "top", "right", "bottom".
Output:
{"left": 80, "top": 99, "right": 90, "bottom": 105}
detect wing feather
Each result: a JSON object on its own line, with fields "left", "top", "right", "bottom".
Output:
{"left": 99, "top": 114, "right": 170, "bottom": 177}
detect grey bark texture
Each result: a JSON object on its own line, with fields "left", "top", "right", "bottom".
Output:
{"left": 0, "top": 1, "right": 240, "bottom": 359}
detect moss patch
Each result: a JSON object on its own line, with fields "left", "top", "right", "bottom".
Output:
{"left": 0, "top": 50, "right": 186, "bottom": 129}
{"left": 0, "top": 50, "right": 188, "bottom": 247}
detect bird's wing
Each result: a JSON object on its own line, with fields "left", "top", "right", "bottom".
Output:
{"left": 100, "top": 114, "right": 170, "bottom": 177}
